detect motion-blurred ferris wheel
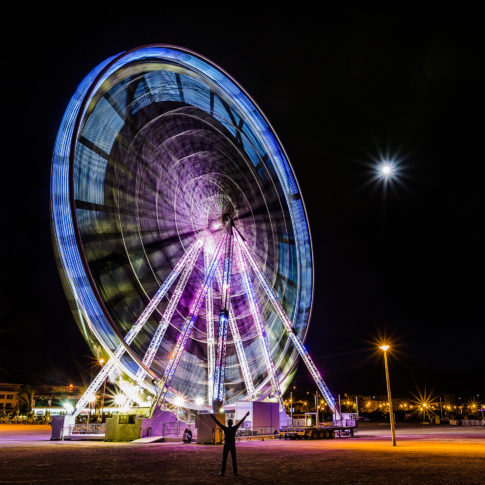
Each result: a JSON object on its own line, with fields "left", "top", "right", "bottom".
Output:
{"left": 51, "top": 45, "right": 337, "bottom": 417}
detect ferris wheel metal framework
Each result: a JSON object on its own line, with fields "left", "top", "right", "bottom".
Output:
{"left": 51, "top": 45, "right": 338, "bottom": 419}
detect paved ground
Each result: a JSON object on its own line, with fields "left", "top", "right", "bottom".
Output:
{"left": 1, "top": 423, "right": 484, "bottom": 484}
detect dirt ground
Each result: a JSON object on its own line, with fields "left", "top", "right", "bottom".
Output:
{"left": 0, "top": 424, "right": 484, "bottom": 484}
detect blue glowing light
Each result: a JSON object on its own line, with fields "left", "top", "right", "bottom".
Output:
{"left": 51, "top": 45, "right": 315, "bottom": 409}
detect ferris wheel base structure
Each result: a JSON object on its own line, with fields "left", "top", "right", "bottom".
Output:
{"left": 50, "top": 44, "right": 340, "bottom": 427}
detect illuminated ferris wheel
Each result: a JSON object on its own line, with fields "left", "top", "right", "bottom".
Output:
{"left": 51, "top": 45, "right": 337, "bottom": 417}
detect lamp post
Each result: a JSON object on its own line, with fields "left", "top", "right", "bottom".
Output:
{"left": 314, "top": 392, "right": 319, "bottom": 427}
{"left": 99, "top": 358, "right": 107, "bottom": 416}
{"left": 290, "top": 391, "right": 293, "bottom": 426}
{"left": 379, "top": 344, "right": 396, "bottom": 446}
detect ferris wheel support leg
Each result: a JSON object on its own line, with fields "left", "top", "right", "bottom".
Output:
{"left": 215, "top": 261, "right": 255, "bottom": 400}
{"left": 72, "top": 239, "right": 202, "bottom": 418}
{"left": 213, "top": 310, "right": 229, "bottom": 412}
{"left": 72, "top": 355, "right": 118, "bottom": 418}
{"left": 129, "top": 242, "right": 203, "bottom": 402}
{"left": 228, "top": 305, "right": 255, "bottom": 397}
{"left": 213, "top": 230, "right": 234, "bottom": 412}
{"left": 234, "top": 237, "right": 284, "bottom": 411}
{"left": 151, "top": 234, "right": 226, "bottom": 414}
{"left": 234, "top": 231, "right": 339, "bottom": 419}
{"left": 205, "top": 249, "right": 216, "bottom": 406}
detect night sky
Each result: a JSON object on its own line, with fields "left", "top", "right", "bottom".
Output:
{"left": 1, "top": 5, "right": 482, "bottom": 400}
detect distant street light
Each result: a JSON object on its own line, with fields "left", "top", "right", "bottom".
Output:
{"left": 98, "top": 358, "right": 107, "bottom": 413}
{"left": 290, "top": 392, "right": 293, "bottom": 426}
{"left": 379, "top": 344, "right": 396, "bottom": 446}
{"left": 63, "top": 402, "right": 74, "bottom": 414}
{"left": 174, "top": 396, "right": 185, "bottom": 421}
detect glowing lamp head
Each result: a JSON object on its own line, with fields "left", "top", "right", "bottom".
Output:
{"left": 63, "top": 402, "right": 74, "bottom": 413}
{"left": 114, "top": 394, "right": 126, "bottom": 406}
{"left": 378, "top": 161, "right": 395, "bottom": 179}
{"left": 379, "top": 344, "right": 390, "bottom": 352}
{"left": 381, "top": 164, "right": 392, "bottom": 175}
{"left": 195, "top": 397, "right": 204, "bottom": 406}
{"left": 174, "top": 396, "right": 185, "bottom": 407}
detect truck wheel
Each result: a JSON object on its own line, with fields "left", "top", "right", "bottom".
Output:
{"left": 323, "top": 430, "right": 330, "bottom": 439}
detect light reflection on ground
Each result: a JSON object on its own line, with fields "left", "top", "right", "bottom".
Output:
{"left": 1, "top": 423, "right": 484, "bottom": 483}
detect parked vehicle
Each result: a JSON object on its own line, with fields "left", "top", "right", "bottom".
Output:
{"left": 279, "top": 412, "right": 358, "bottom": 440}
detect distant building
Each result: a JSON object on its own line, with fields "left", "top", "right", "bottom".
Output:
{"left": 34, "top": 384, "right": 81, "bottom": 407}
{"left": 0, "top": 383, "right": 22, "bottom": 412}
{"left": 0, "top": 383, "right": 82, "bottom": 417}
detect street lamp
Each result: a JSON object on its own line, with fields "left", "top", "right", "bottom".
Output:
{"left": 379, "top": 344, "right": 396, "bottom": 446}
{"left": 174, "top": 396, "right": 185, "bottom": 421}
{"left": 87, "top": 393, "right": 96, "bottom": 424}
{"left": 98, "top": 358, "right": 107, "bottom": 415}
{"left": 290, "top": 392, "right": 293, "bottom": 426}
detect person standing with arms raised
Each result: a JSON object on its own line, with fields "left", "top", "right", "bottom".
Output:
{"left": 210, "top": 411, "right": 250, "bottom": 476}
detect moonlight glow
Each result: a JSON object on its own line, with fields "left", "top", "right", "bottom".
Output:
{"left": 359, "top": 148, "right": 408, "bottom": 196}
{"left": 379, "top": 162, "right": 394, "bottom": 178}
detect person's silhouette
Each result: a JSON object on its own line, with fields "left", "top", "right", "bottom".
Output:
{"left": 210, "top": 411, "right": 250, "bottom": 476}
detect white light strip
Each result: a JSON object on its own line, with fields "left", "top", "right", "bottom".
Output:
{"left": 72, "top": 239, "right": 202, "bottom": 417}
{"left": 234, "top": 230, "right": 338, "bottom": 417}
{"left": 205, "top": 248, "right": 215, "bottom": 405}
{"left": 133, "top": 242, "right": 202, "bottom": 386}
{"left": 215, "top": 267, "right": 255, "bottom": 397}
{"left": 228, "top": 305, "right": 255, "bottom": 396}
{"left": 154, "top": 234, "right": 226, "bottom": 408}
{"left": 213, "top": 231, "right": 234, "bottom": 407}
{"left": 234, "top": 237, "right": 283, "bottom": 410}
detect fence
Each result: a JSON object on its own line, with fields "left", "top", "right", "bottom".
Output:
{"left": 236, "top": 426, "right": 275, "bottom": 440}
{"left": 461, "top": 419, "right": 484, "bottom": 426}
{"left": 62, "top": 423, "right": 106, "bottom": 440}
{"left": 161, "top": 421, "right": 196, "bottom": 439}
{"left": 162, "top": 423, "right": 275, "bottom": 441}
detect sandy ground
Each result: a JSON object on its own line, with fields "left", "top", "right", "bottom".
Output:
{"left": 0, "top": 423, "right": 484, "bottom": 484}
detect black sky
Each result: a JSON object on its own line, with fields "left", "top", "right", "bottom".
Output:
{"left": 1, "top": 5, "right": 483, "bottom": 399}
